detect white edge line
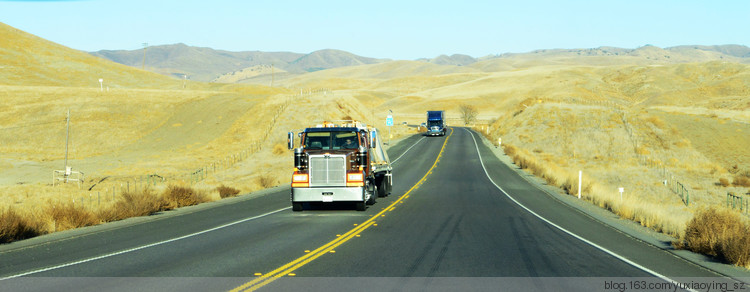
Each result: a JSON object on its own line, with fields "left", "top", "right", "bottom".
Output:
{"left": 0, "top": 207, "right": 290, "bottom": 280}
{"left": 391, "top": 136, "right": 425, "bottom": 164}
{"left": 463, "top": 128, "right": 692, "bottom": 290}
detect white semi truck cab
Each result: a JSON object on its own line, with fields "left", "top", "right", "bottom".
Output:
{"left": 287, "top": 121, "right": 392, "bottom": 211}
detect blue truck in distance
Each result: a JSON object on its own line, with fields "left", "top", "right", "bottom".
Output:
{"left": 426, "top": 110, "right": 446, "bottom": 136}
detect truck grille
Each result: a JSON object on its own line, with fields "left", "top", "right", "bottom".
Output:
{"left": 309, "top": 155, "right": 346, "bottom": 186}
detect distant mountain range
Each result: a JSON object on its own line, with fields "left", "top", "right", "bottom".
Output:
{"left": 90, "top": 44, "right": 388, "bottom": 82}
{"left": 90, "top": 43, "right": 750, "bottom": 83}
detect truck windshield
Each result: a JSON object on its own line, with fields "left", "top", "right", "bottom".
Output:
{"left": 428, "top": 120, "right": 442, "bottom": 127}
{"left": 304, "top": 131, "right": 359, "bottom": 150}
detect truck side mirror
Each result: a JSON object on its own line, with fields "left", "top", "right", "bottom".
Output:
{"left": 370, "top": 132, "right": 377, "bottom": 148}
{"left": 287, "top": 132, "right": 294, "bottom": 150}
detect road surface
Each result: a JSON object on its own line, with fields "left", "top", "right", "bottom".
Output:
{"left": 0, "top": 128, "right": 738, "bottom": 291}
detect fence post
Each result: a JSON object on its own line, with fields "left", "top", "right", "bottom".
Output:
{"left": 739, "top": 196, "right": 744, "bottom": 213}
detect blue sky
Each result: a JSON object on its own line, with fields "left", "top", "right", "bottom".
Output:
{"left": 1, "top": 0, "right": 748, "bottom": 60}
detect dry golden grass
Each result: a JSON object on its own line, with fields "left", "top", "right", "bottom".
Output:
{"left": 47, "top": 201, "right": 100, "bottom": 231}
{"left": 0, "top": 184, "right": 214, "bottom": 242}
{"left": 97, "top": 188, "right": 166, "bottom": 222}
{"left": 0, "top": 207, "right": 43, "bottom": 243}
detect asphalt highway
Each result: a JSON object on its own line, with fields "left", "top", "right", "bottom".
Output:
{"left": 0, "top": 127, "right": 737, "bottom": 291}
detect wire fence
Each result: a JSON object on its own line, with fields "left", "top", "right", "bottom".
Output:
{"left": 614, "top": 104, "right": 691, "bottom": 206}
{"left": 726, "top": 192, "right": 750, "bottom": 214}
{"left": 59, "top": 89, "right": 332, "bottom": 208}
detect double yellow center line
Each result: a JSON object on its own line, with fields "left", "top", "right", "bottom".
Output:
{"left": 232, "top": 128, "right": 453, "bottom": 292}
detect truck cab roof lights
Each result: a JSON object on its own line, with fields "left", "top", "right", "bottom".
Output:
{"left": 313, "top": 121, "right": 369, "bottom": 130}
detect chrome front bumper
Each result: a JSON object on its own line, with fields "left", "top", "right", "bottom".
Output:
{"left": 292, "top": 186, "right": 365, "bottom": 203}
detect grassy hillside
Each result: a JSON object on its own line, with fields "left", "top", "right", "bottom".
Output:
{"left": 0, "top": 23, "right": 185, "bottom": 89}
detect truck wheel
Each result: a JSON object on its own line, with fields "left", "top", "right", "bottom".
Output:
{"left": 292, "top": 202, "right": 303, "bottom": 212}
{"left": 355, "top": 201, "right": 366, "bottom": 211}
{"left": 367, "top": 185, "right": 377, "bottom": 205}
{"left": 377, "top": 178, "right": 388, "bottom": 197}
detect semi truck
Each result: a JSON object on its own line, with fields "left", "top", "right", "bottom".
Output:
{"left": 287, "top": 121, "right": 392, "bottom": 211}
{"left": 426, "top": 110, "right": 446, "bottom": 136}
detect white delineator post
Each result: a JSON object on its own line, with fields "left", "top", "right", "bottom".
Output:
{"left": 99, "top": 78, "right": 103, "bottom": 92}
{"left": 64, "top": 109, "right": 70, "bottom": 182}
{"left": 619, "top": 187, "right": 624, "bottom": 201}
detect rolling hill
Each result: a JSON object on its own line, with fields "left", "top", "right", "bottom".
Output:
{"left": 0, "top": 22, "right": 182, "bottom": 89}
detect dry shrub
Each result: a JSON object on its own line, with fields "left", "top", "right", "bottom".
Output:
{"left": 47, "top": 202, "right": 99, "bottom": 231}
{"left": 0, "top": 207, "right": 43, "bottom": 243}
{"left": 272, "top": 143, "right": 287, "bottom": 155}
{"left": 163, "top": 185, "right": 208, "bottom": 208}
{"left": 503, "top": 144, "right": 517, "bottom": 156}
{"left": 678, "top": 208, "right": 750, "bottom": 267}
{"left": 733, "top": 174, "right": 750, "bottom": 187}
{"left": 217, "top": 185, "right": 241, "bottom": 198}
{"left": 99, "top": 188, "right": 166, "bottom": 222}
{"left": 259, "top": 175, "right": 276, "bottom": 189}
{"left": 718, "top": 177, "right": 730, "bottom": 187}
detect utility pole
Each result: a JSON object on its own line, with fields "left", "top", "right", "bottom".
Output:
{"left": 64, "top": 109, "right": 70, "bottom": 182}
{"left": 142, "top": 42, "right": 148, "bottom": 70}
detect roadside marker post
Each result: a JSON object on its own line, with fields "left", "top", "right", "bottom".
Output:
{"left": 619, "top": 187, "right": 624, "bottom": 202}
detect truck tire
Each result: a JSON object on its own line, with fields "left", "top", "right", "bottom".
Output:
{"left": 367, "top": 185, "right": 377, "bottom": 205}
{"left": 292, "top": 202, "right": 303, "bottom": 212}
{"left": 355, "top": 201, "right": 366, "bottom": 211}
{"left": 377, "top": 178, "right": 388, "bottom": 197}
